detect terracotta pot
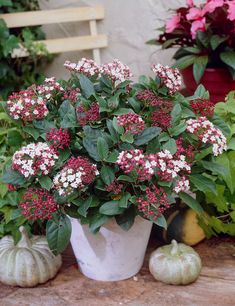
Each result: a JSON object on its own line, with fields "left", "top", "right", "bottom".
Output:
{"left": 181, "top": 66, "right": 235, "bottom": 104}
{"left": 70, "top": 216, "right": 153, "bottom": 281}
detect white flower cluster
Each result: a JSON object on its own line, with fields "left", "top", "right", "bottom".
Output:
{"left": 174, "top": 176, "right": 190, "bottom": 194}
{"left": 64, "top": 58, "right": 133, "bottom": 83}
{"left": 186, "top": 117, "right": 227, "bottom": 156}
{"left": 64, "top": 58, "right": 100, "bottom": 77}
{"left": 37, "top": 77, "right": 64, "bottom": 100}
{"left": 100, "top": 59, "right": 133, "bottom": 82}
{"left": 156, "top": 150, "right": 191, "bottom": 179}
{"left": 12, "top": 142, "right": 58, "bottom": 178}
{"left": 53, "top": 158, "right": 99, "bottom": 196}
{"left": 152, "top": 63, "right": 182, "bottom": 95}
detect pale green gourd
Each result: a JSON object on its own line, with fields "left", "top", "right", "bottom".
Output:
{"left": 0, "top": 226, "right": 62, "bottom": 287}
{"left": 149, "top": 240, "right": 202, "bottom": 285}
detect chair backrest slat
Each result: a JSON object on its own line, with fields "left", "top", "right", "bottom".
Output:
{"left": 0, "top": 6, "right": 104, "bottom": 28}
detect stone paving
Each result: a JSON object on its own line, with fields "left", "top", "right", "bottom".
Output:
{"left": 1, "top": 237, "right": 235, "bottom": 306}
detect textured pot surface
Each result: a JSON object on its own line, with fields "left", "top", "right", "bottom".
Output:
{"left": 182, "top": 66, "right": 235, "bottom": 103}
{"left": 70, "top": 216, "right": 153, "bottom": 281}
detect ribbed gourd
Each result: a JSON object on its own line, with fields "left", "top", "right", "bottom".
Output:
{"left": 0, "top": 226, "right": 62, "bottom": 287}
{"left": 149, "top": 240, "right": 202, "bottom": 285}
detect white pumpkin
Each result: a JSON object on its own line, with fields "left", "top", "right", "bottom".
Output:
{"left": 149, "top": 239, "right": 202, "bottom": 285}
{"left": 0, "top": 226, "right": 62, "bottom": 287}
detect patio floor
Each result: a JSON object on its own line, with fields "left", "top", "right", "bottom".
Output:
{"left": 1, "top": 236, "right": 235, "bottom": 306}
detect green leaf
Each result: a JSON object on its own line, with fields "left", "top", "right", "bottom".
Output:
{"left": 200, "top": 160, "right": 228, "bottom": 177}
{"left": 117, "top": 175, "right": 134, "bottom": 182}
{"left": 113, "top": 117, "right": 124, "bottom": 134}
{"left": 119, "top": 192, "right": 131, "bottom": 208}
{"left": 83, "top": 126, "right": 102, "bottom": 161}
{"left": 89, "top": 214, "right": 109, "bottom": 233}
{"left": 97, "top": 137, "right": 109, "bottom": 160}
{"left": 39, "top": 176, "right": 52, "bottom": 191}
{"left": 1, "top": 169, "right": 26, "bottom": 186}
{"left": 100, "top": 165, "right": 115, "bottom": 185}
{"left": 106, "top": 150, "right": 119, "bottom": 163}
{"left": 169, "top": 122, "right": 186, "bottom": 136}
{"left": 120, "top": 133, "right": 134, "bottom": 143}
{"left": 77, "top": 197, "right": 93, "bottom": 217}
{"left": 172, "top": 55, "right": 197, "bottom": 70}
{"left": 220, "top": 51, "right": 235, "bottom": 70}
{"left": 0, "top": 183, "right": 8, "bottom": 198}
{"left": 171, "top": 104, "right": 182, "bottom": 124}
{"left": 115, "top": 207, "right": 136, "bottom": 231}
{"left": 79, "top": 74, "right": 95, "bottom": 98}
{"left": 7, "top": 130, "right": 23, "bottom": 147}
{"left": 46, "top": 215, "right": 72, "bottom": 255}
{"left": 134, "top": 127, "right": 161, "bottom": 146}
{"left": 3, "top": 35, "right": 19, "bottom": 57}
{"left": 193, "top": 55, "right": 208, "bottom": 83}
{"left": 210, "top": 35, "right": 228, "bottom": 50}
{"left": 215, "top": 152, "right": 235, "bottom": 194}
{"left": 179, "top": 192, "right": 203, "bottom": 214}
{"left": 128, "top": 97, "right": 141, "bottom": 113}
{"left": 197, "top": 31, "right": 210, "bottom": 48}
{"left": 191, "top": 84, "right": 210, "bottom": 100}
{"left": 23, "top": 126, "right": 40, "bottom": 140}
{"left": 190, "top": 174, "right": 217, "bottom": 195}
{"left": 211, "top": 115, "right": 231, "bottom": 137}
{"left": 162, "top": 138, "right": 177, "bottom": 154}
{"left": 59, "top": 100, "right": 77, "bottom": 128}
{"left": 205, "top": 185, "right": 228, "bottom": 213}
{"left": 99, "top": 201, "right": 124, "bottom": 215}
{"left": 152, "top": 214, "right": 167, "bottom": 229}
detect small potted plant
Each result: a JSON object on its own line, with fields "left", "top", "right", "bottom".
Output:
{"left": 1, "top": 59, "right": 227, "bottom": 281}
{"left": 148, "top": 0, "right": 235, "bottom": 103}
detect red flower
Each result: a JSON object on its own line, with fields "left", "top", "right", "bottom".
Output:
{"left": 20, "top": 189, "right": 57, "bottom": 221}
{"left": 137, "top": 185, "right": 170, "bottom": 220}
{"left": 190, "top": 98, "right": 214, "bottom": 117}
{"left": 151, "top": 109, "right": 172, "bottom": 131}
{"left": 77, "top": 103, "right": 100, "bottom": 126}
{"left": 117, "top": 113, "right": 145, "bottom": 135}
{"left": 46, "top": 128, "right": 70, "bottom": 150}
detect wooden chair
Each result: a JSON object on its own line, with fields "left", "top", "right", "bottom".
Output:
{"left": 0, "top": 6, "right": 107, "bottom": 64}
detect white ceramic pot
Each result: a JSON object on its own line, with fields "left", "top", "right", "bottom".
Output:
{"left": 70, "top": 216, "right": 153, "bottom": 281}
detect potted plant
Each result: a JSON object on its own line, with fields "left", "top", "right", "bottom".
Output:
{"left": 148, "top": 0, "right": 235, "bottom": 103}
{"left": 1, "top": 59, "right": 227, "bottom": 281}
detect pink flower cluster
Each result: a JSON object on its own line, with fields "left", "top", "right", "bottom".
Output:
{"left": 100, "top": 59, "right": 133, "bottom": 83}
{"left": 62, "top": 87, "right": 80, "bottom": 103}
{"left": 37, "top": 77, "right": 64, "bottom": 100}
{"left": 174, "top": 176, "right": 190, "bottom": 194}
{"left": 20, "top": 188, "right": 57, "bottom": 221}
{"left": 46, "top": 128, "right": 70, "bottom": 151}
{"left": 64, "top": 58, "right": 133, "bottom": 83}
{"left": 53, "top": 156, "right": 99, "bottom": 196}
{"left": 137, "top": 185, "right": 170, "bottom": 220}
{"left": 116, "top": 149, "right": 191, "bottom": 192}
{"left": 190, "top": 98, "right": 214, "bottom": 117}
{"left": 155, "top": 150, "right": 191, "bottom": 184}
{"left": 166, "top": 0, "right": 235, "bottom": 39}
{"left": 116, "top": 149, "right": 156, "bottom": 181}
{"left": 152, "top": 64, "right": 182, "bottom": 95}
{"left": 12, "top": 142, "right": 58, "bottom": 178}
{"left": 117, "top": 113, "right": 145, "bottom": 135}
{"left": 151, "top": 109, "right": 172, "bottom": 131}
{"left": 77, "top": 102, "right": 100, "bottom": 126}
{"left": 105, "top": 180, "right": 124, "bottom": 195}
{"left": 186, "top": 117, "right": 227, "bottom": 156}
{"left": 7, "top": 88, "right": 48, "bottom": 121}
{"left": 64, "top": 58, "right": 100, "bottom": 77}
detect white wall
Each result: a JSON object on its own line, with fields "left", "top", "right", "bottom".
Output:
{"left": 39, "top": 0, "right": 184, "bottom": 79}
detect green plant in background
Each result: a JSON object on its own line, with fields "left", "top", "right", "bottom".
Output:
{"left": 0, "top": 0, "right": 51, "bottom": 99}
{"left": 197, "top": 91, "right": 235, "bottom": 237}
{"left": 0, "top": 101, "right": 29, "bottom": 241}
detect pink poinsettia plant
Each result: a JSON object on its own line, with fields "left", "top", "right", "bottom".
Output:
{"left": 148, "top": 0, "right": 235, "bottom": 83}
{"left": 1, "top": 58, "right": 228, "bottom": 254}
